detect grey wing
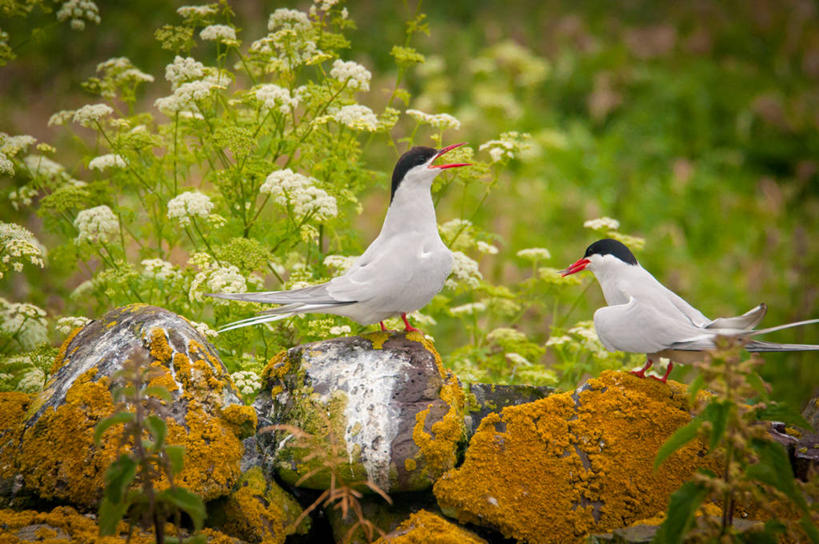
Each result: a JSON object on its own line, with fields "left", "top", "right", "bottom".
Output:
{"left": 207, "top": 282, "right": 354, "bottom": 305}
{"left": 705, "top": 303, "right": 767, "bottom": 330}
{"left": 593, "top": 296, "right": 707, "bottom": 354}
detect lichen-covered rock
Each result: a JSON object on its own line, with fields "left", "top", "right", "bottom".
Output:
{"left": 0, "top": 392, "right": 31, "bottom": 508}
{"left": 208, "top": 466, "right": 305, "bottom": 544}
{"left": 259, "top": 331, "right": 465, "bottom": 493}
{"left": 464, "top": 383, "right": 554, "bottom": 438}
{"left": 0, "top": 506, "right": 241, "bottom": 543}
{"left": 434, "top": 371, "right": 719, "bottom": 543}
{"left": 18, "top": 304, "right": 256, "bottom": 509}
{"left": 373, "top": 510, "right": 488, "bottom": 544}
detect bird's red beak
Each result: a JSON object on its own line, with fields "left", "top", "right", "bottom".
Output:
{"left": 561, "top": 258, "right": 590, "bottom": 277}
{"left": 429, "top": 142, "right": 471, "bottom": 169}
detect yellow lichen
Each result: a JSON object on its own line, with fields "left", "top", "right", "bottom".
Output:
{"left": 404, "top": 458, "right": 417, "bottom": 472}
{"left": 433, "top": 371, "right": 721, "bottom": 543}
{"left": 363, "top": 330, "right": 391, "bottom": 350}
{"left": 410, "top": 373, "right": 466, "bottom": 482}
{"left": 373, "top": 509, "right": 487, "bottom": 544}
{"left": 0, "top": 392, "right": 30, "bottom": 480}
{"left": 51, "top": 326, "right": 83, "bottom": 373}
{"left": 148, "top": 327, "right": 173, "bottom": 363}
{"left": 220, "top": 404, "right": 258, "bottom": 439}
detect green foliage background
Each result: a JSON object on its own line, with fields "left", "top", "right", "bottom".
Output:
{"left": 1, "top": 0, "right": 818, "bottom": 409}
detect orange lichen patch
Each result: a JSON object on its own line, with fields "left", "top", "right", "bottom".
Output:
{"left": 404, "top": 332, "right": 446, "bottom": 377}
{"left": 363, "top": 330, "right": 390, "bottom": 350}
{"left": 261, "top": 351, "right": 290, "bottom": 392}
{"left": 0, "top": 392, "right": 30, "bottom": 479}
{"left": 374, "top": 510, "right": 487, "bottom": 544}
{"left": 51, "top": 326, "right": 83, "bottom": 373}
{"left": 216, "top": 466, "right": 304, "bottom": 543}
{"left": 148, "top": 327, "right": 173, "bottom": 363}
{"left": 410, "top": 373, "right": 466, "bottom": 482}
{"left": 220, "top": 404, "right": 258, "bottom": 440}
{"left": 434, "top": 371, "right": 719, "bottom": 544}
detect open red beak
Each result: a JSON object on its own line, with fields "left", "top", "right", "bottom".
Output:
{"left": 561, "top": 258, "right": 590, "bottom": 277}
{"left": 429, "top": 142, "right": 471, "bottom": 169}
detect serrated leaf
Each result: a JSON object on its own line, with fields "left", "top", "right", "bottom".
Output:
{"left": 158, "top": 487, "right": 206, "bottom": 531}
{"left": 98, "top": 496, "right": 130, "bottom": 536}
{"left": 94, "top": 412, "right": 134, "bottom": 444}
{"left": 745, "top": 438, "right": 807, "bottom": 513}
{"left": 145, "top": 415, "right": 167, "bottom": 451}
{"left": 104, "top": 455, "right": 137, "bottom": 503}
{"left": 165, "top": 445, "right": 185, "bottom": 475}
{"left": 652, "top": 480, "right": 708, "bottom": 544}
{"left": 144, "top": 385, "right": 173, "bottom": 402}
{"left": 703, "top": 401, "right": 730, "bottom": 451}
{"left": 756, "top": 403, "right": 812, "bottom": 430}
{"left": 654, "top": 416, "right": 703, "bottom": 469}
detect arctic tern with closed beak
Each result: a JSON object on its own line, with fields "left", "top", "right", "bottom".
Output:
{"left": 209, "top": 143, "right": 470, "bottom": 333}
{"left": 561, "top": 238, "right": 819, "bottom": 382}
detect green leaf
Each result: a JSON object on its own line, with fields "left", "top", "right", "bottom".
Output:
{"left": 747, "top": 371, "right": 770, "bottom": 401}
{"left": 144, "top": 385, "right": 173, "bottom": 402}
{"left": 98, "top": 496, "right": 130, "bottom": 536}
{"left": 756, "top": 403, "right": 812, "bottom": 430}
{"left": 654, "top": 416, "right": 703, "bottom": 469}
{"left": 165, "top": 445, "right": 185, "bottom": 475}
{"left": 745, "top": 438, "right": 807, "bottom": 513}
{"left": 158, "top": 487, "right": 206, "bottom": 531}
{"left": 104, "top": 455, "right": 137, "bottom": 503}
{"left": 94, "top": 412, "right": 134, "bottom": 444}
{"left": 687, "top": 373, "right": 705, "bottom": 402}
{"left": 145, "top": 415, "right": 167, "bottom": 451}
{"left": 703, "top": 401, "right": 730, "bottom": 451}
{"left": 652, "top": 480, "right": 708, "bottom": 544}
{"left": 799, "top": 514, "right": 819, "bottom": 544}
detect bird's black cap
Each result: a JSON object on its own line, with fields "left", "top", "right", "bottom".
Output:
{"left": 391, "top": 146, "right": 438, "bottom": 202}
{"left": 584, "top": 238, "right": 638, "bottom": 265}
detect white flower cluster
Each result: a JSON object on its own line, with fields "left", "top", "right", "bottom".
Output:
{"left": 232, "top": 370, "right": 261, "bottom": 396}
{"left": 56, "top": 315, "right": 91, "bottom": 336}
{"left": 72, "top": 103, "right": 114, "bottom": 127}
{"left": 329, "top": 325, "right": 352, "bottom": 336}
{"left": 189, "top": 260, "right": 248, "bottom": 303}
{"left": 141, "top": 258, "right": 179, "bottom": 281}
{"left": 0, "top": 153, "right": 12, "bottom": 176}
{"left": 323, "top": 254, "right": 356, "bottom": 273}
{"left": 584, "top": 217, "right": 620, "bottom": 231}
{"left": 94, "top": 57, "right": 154, "bottom": 98}
{"left": 73, "top": 205, "right": 119, "bottom": 244}
{"left": 505, "top": 352, "right": 532, "bottom": 367}
{"left": 9, "top": 186, "right": 38, "bottom": 210}
{"left": 330, "top": 59, "right": 371, "bottom": 91}
{"left": 476, "top": 241, "right": 498, "bottom": 255}
{"left": 479, "top": 131, "right": 533, "bottom": 163}
{"left": 200, "top": 24, "right": 237, "bottom": 43}
{"left": 446, "top": 251, "right": 482, "bottom": 289}
{"left": 0, "top": 133, "right": 38, "bottom": 176}
{"left": 155, "top": 77, "right": 227, "bottom": 115}
{"left": 56, "top": 0, "right": 101, "bottom": 31}
{"left": 17, "top": 367, "right": 46, "bottom": 393}
{"left": 165, "top": 56, "right": 206, "bottom": 89}
{"left": 189, "top": 320, "right": 218, "bottom": 338}
{"left": 260, "top": 169, "right": 337, "bottom": 221}
{"left": 313, "top": 0, "right": 339, "bottom": 11}
{"left": 167, "top": 191, "right": 215, "bottom": 227}
{"left": 88, "top": 153, "right": 127, "bottom": 171}
{"left": 177, "top": 5, "right": 218, "bottom": 18}
{"left": 24, "top": 155, "right": 65, "bottom": 178}
{"left": 406, "top": 109, "right": 461, "bottom": 131}
{"left": 254, "top": 84, "right": 299, "bottom": 114}
{"left": 0, "top": 298, "right": 48, "bottom": 350}
{"left": 516, "top": 247, "right": 551, "bottom": 261}
{"left": 334, "top": 105, "right": 378, "bottom": 132}
{"left": 268, "top": 8, "right": 311, "bottom": 32}
{"left": 0, "top": 222, "right": 47, "bottom": 278}
{"left": 449, "top": 301, "right": 486, "bottom": 316}
{"left": 487, "top": 327, "right": 527, "bottom": 344}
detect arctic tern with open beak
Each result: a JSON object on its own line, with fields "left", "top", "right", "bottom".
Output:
{"left": 209, "top": 143, "right": 470, "bottom": 333}
{"left": 561, "top": 238, "right": 819, "bottom": 382}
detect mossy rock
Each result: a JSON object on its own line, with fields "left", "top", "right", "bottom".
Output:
{"left": 434, "top": 371, "right": 721, "bottom": 544}
{"left": 463, "top": 383, "right": 555, "bottom": 438}
{"left": 18, "top": 304, "right": 255, "bottom": 509}
{"left": 0, "top": 392, "right": 33, "bottom": 508}
{"left": 258, "top": 331, "right": 466, "bottom": 493}
{"left": 0, "top": 506, "right": 242, "bottom": 543}
{"left": 373, "top": 509, "right": 488, "bottom": 544}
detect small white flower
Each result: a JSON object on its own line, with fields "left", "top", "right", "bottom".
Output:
{"left": 72, "top": 103, "right": 113, "bottom": 127}
{"left": 141, "top": 258, "right": 178, "bottom": 281}
{"left": 165, "top": 56, "right": 206, "bottom": 89}
{"left": 167, "top": 191, "right": 214, "bottom": 227}
{"left": 329, "top": 325, "right": 352, "bottom": 336}
{"left": 505, "top": 352, "right": 531, "bottom": 367}
{"left": 48, "top": 110, "right": 75, "bottom": 127}
{"left": 260, "top": 169, "right": 337, "bottom": 221}
{"left": 0, "top": 299, "right": 48, "bottom": 350}
{"left": 479, "top": 131, "right": 533, "bottom": 163}
{"left": 334, "top": 105, "right": 378, "bottom": 132}
{"left": 0, "top": 153, "right": 12, "bottom": 176}
{"left": 584, "top": 217, "right": 620, "bottom": 231}
{"left": 545, "top": 335, "right": 572, "bottom": 347}
{"left": 56, "top": 315, "right": 91, "bottom": 335}
{"left": 516, "top": 247, "right": 551, "bottom": 261}
{"left": 190, "top": 263, "right": 247, "bottom": 302}
{"left": 0, "top": 222, "right": 47, "bottom": 278}
{"left": 323, "top": 254, "right": 356, "bottom": 273}
{"left": 199, "top": 24, "right": 236, "bottom": 43}
{"left": 488, "top": 327, "right": 527, "bottom": 344}
{"left": 446, "top": 251, "right": 482, "bottom": 289}
{"left": 177, "top": 5, "right": 218, "bottom": 17}
{"left": 313, "top": 0, "right": 339, "bottom": 11}
{"left": 268, "top": 8, "right": 311, "bottom": 32}
{"left": 190, "top": 320, "right": 218, "bottom": 338}
{"left": 74, "top": 205, "right": 119, "bottom": 244}
{"left": 23, "top": 155, "right": 65, "bottom": 179}
{"left": 1, "top": 134, "right": 36, "bottom": 156}
{"left": 231, "top": 370, "right": 261, "bottom": 395}
{"left": 330, "top": 59, "right": 371, "bottom": 92}
{"left": 254, "top": 84, "right": 298, "bottom": 114}
{"left": 406, "top": 109, "right": 461, "bottom": 131}
{"left": 56, "top": 0, "right": 101, "bottom": 30}
{"left": 88, "top": 153, "right": 127, "bottom": 171}
{"left": 477, "top": 241, "right": 499, "bottom": 255}
{"left": 449, "top": 302, "right": 486, "bottom": 316}
{"left": 17, "top": 367, "right": 46, "bottom": 393}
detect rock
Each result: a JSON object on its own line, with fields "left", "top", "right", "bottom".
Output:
{"left": 0, "top": 392, "right": 35, "bottom": 509}
{"left": 0, "top": 506, "right": 242, "bottom": 543}
{"left": 464, "top": 383, "right": 554, "bottom": 438}
{"left": 207, "top": 466, "right": 305, "bottom": 544}
{"left": 258, "top": 331, "right": 466, "bottom": 494}
{"left": 434, "top": 371, "right": 720, "bottom": 544}
{"left": 17, "top": 304, "right": 257, "bottom": 509}
{"left": 373, "top": 509, "right": 488, "bottom": 544}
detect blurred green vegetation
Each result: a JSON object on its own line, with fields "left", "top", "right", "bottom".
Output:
{"left": 1, "top": 0, "right": 818, "bottom": 409}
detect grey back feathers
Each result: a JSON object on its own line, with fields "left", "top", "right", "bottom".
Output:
{"left": 585, "top": 238, "right": 638, "bottom": 265}
{"left": 391, "top": 146, "right": 438, "bottom": 202}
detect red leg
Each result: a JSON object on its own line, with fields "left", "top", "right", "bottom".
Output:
{"left": 649, "top": 361, "right": 673, "bottom": 383}
{"left": 379, "top": 321, "right": 388, "bottom": 332}
{"left": 401, "top": 313, "right": 421, "bottom": 333}
{"left": 630, "top": 359, "right": 653, "bottom": 378}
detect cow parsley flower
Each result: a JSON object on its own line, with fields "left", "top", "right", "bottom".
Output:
{"left": 1, "top": 134, "right": 36, "bottom": 156}
{"left": 177, "top": 5, "right": 218, "bottom": 18}
{"left": 56, "top": 315, "right": 91, "bottom": 336}
{"left": 9, "top": 186, "right": 38, "bottom": 210}
{"left": 48, "top": 110, "right": 75, "bottom": 127}
{"left": 477, "top": 241, "right": 498, "bottom": 254}
{"left": 334, "top": 105, "right": 378, "bottom": 132}
{"left": 446, "top": 251, "right": 482, "bottom": 289}
{"left": 545, "top": 334, "right": 572, "bottom": 347}
{"left": 167, "top": 191, "right": 214, "bottom": 227}
{"left": 323, "top": 254, "right": 356, "bottom": 273}
{"left": 479, "top": 131, "right": 533, "bottom": 163}
{"left": 505, "top": 352, "right": 531, "bottom": 367}
{"left": 0, "top": 299, "right": 48, "bottom": 350}
{"left": 260, "top": 169, "right": 337, "bottom": 221}
{"left": 329, "top": 325, "right": 352, "bottom": 336}
{"left": 72, "top": 103, "right": 114, "bottom": 127}
{"left": 268, "top": 8, "right": 311, "bottom": 32}
{"left": 0, "top": 222, "right": 47, "bottom": 278}
{"left": 406, "top": 109, "right": 461, "bottom": 131}
{"left": 516, "top": 247, "right": 551, "bottom": 261}
{"left": 165, "top": 56, "right": 206, "bottom": 89}
{"left": 330, "top": 59, "right": 371, "bottom": 91}
{"left": 584, "top": 217, "right": 620, "bottom": 232}
{"left": 74, "top": 205, "right": 119, "bottom": 244}
{"left": 24, "top": 155, "right": 65, "bottom": 178}
{"left": 232, "top": 370, "right": 261, "bottom": 396}
{"left": 488, "top": 327, "right": 527, "bottom": 344}
{"left": 450, "top": 301, "right": 487, "bottom": 316}
{"left": 254, "top": 84, "right": 298, "bottom": 114}
{"left": 189, "top": 261, "right": 247, "bottom": 303}
{"left": 56, "top": 0, "right": 101, "bottom": 31}
{"left": 141, "top": 258, "right": 179, "bottom": 281}
{"left": 0, "top": 153, "right": 12, "bottom": 176}
{"left": 189, "top": 320, "right": 218, "bottom": 338}
{"left": 88, "top": 153, "right": 127, "bottom": 171}
{"left": 200, "top": 24, "right": 237, "bottom": 43}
